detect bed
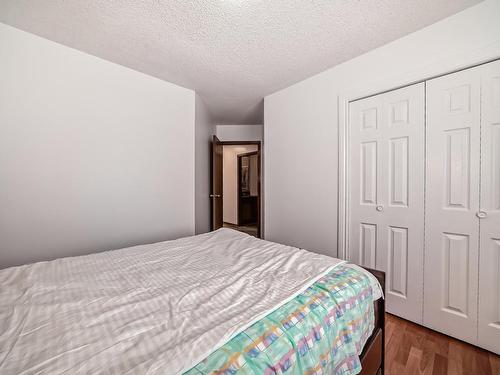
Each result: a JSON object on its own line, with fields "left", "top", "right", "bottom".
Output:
{"left": 0, "top": 229, "right": 384, "bottom": 375}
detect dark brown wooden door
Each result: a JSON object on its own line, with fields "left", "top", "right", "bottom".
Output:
{"left": 211, "top": 135, "right": 223, "bottom": 230}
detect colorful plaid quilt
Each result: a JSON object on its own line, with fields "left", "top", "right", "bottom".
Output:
{"left": 184, "top": 265, "right": 375, "bottom": 375}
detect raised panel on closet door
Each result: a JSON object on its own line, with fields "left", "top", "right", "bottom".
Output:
{"left": 349, "top": 83, "right": 424, "bottom": 323}
{"left": 424, "top": 67, "right": 481, "bottom": 344}
{"left": 478, "top": 59, "right": 500, "bottom": 355}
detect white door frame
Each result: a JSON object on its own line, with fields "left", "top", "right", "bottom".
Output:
{"left": 337, "top": 57, "right": 500, "bottom": 261}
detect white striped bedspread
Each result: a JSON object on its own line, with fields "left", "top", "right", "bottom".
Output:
{"left": 0, "top": 229, "right": 381, "bottom": 374}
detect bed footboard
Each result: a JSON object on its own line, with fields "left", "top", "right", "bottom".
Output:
{"left": 359, "top": 268, "right": 385, "bottom": 375}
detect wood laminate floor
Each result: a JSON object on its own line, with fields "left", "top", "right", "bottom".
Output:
{"left": 385, "top": 314, "right": 500, "bottom": 375}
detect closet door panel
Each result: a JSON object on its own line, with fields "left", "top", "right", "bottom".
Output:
{"left": 388, "top": 226, "right": 408, "bottom": 298}
{"left": 478, "top": 59, "right": 500, "bottom": 355}
{"left": 424, "top": 68, "right": 480, "bottom": 344}
{"left": 377, "top": 84, "right": 425, "bottom": 323}
{"left": 349, "top": 83, "right": 424, "bottom": 323}
{"left": 349, "top": 95, "right": 383, "bottom": 268}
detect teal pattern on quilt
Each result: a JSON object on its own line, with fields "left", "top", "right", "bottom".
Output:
{"left": 184, "top": 265, "right": 375, "bottom": 375}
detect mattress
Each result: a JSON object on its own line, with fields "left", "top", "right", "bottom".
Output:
{"left": 0, "top": 229, "right": 381, "bottom": 374}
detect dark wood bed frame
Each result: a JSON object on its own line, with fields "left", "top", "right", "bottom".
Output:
{"left": 359, "top": 267, "right": 385, "bottom": 375}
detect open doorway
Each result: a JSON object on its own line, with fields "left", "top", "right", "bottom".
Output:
{"left": 211, "top": 136, "right": 261, "bottom": 237}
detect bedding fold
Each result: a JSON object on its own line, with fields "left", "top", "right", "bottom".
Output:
{"left": 185, "top": 265, "right": 376, "bottom": 375}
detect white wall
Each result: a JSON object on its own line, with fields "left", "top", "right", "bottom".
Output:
{"left": 195, "top": 94, "right": 216, "bottom": 234}
{"left": 0, "top": 24, "right": 195, "bottom": 268}
{"left": 222, "top": 145, "right": 258, "bottom": 224}
{"left": 264, "top": 0, "right": 500, "bottom": 258}
{"left": 216, "top": 124, "right": 263, "bottom": 141}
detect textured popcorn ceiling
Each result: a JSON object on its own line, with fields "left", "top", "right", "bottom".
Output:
{"left": 0, "top": 0, "right": 480, "bottom": 124}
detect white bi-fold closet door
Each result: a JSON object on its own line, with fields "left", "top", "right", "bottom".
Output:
{"left": 478, "top": 60, "right": 500, "bottom": 354}
{"left": 348, "top": 83, "right": 425, "bottom": 323}
{"left": 424, "top": 66, "right": 481, "bottom": 344}
{"left": 425, "top": 60, "right": 500, "bottom": 354}
{"left": 347, "top": 59, "right": 500, "bottom": 354}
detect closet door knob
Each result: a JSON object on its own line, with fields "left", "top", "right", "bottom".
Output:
{"left": 476, "top": 211, "right": 487, "bottom": 219}
{"left": 376, "top": 205, "right": 384, "bottom": 212}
